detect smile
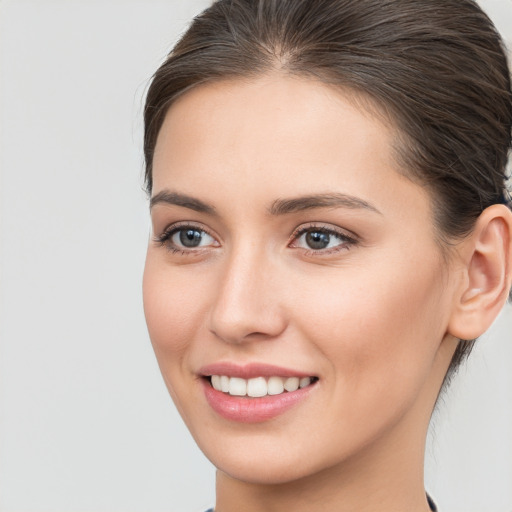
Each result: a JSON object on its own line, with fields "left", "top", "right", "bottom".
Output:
{"left": 209, "top": 375, "right": 317, "bottom": 397}
{"left": 199, "top": 363, "right": 319, "bottom": 422}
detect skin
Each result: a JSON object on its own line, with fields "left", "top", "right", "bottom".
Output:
{"left": 143, "top": 74, "right": 501, "bottom": 512}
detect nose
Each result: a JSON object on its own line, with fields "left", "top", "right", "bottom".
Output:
{"left": 208, "top": 246, "right": 287, "bottom": 344}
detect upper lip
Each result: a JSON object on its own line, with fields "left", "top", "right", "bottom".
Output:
{"left": 198, "top": 362, "right": 315, "bottom": 379}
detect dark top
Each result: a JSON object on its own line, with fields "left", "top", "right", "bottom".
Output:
{"left": 427, "top": 494, "right": 438, "bottom": 511}
{"left": 205, "top": 495, "right": 438, "bottom": 511}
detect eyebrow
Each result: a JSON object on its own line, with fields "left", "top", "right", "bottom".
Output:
{"left": 150, "top": 190, "right": 216, "bottom": 215}
{"left": 268, "top": 193, "right": 381, "bottom": 216}
{"left": 149, "top": 190, "right": 381, "bottom": 216}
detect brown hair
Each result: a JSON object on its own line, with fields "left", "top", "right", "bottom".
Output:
{"left": 143, "top": 0, "right": 512, "bottom": 377}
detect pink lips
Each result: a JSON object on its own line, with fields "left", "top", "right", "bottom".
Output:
{"left": 199, "top": 362, "right": 317, "bottom": 423}
{"left": 199, "top": 362, "right": 313, "bottom": 379}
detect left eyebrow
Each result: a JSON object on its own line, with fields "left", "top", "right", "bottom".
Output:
{"left": 268, "top": 193, "right": 382, "bottom": 216}
{"left": 150, "top": 190, "right": 217, "bottom": 215}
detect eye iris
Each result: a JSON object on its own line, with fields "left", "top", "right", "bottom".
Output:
{"left": 305, "top": 231, "right": 330, "bottom": 249}
{"left": 179, "top": 229, "right": 203, "bottom": 247}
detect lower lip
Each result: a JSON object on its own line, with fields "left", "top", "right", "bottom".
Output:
{"left": 202, "top": 379, "right": 316, "bottom": 423}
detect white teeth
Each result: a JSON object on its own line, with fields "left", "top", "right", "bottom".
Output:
{"left": 229, "top": 377, "right": 247, "bottom": 396}
{"left": 210, "top": 375, "right": 315, "bottom": 397}
{"left": 284, "top": 377, "right": 300, "bottom": 392}
{"left": 267, "top": 376, "right": 285, "bottom": 395}
{"left": 211, "top": 375, "right": 222, "bottom": 391}
{"left": 220, "top": 375, "right": 230, "bottom": 393}
{"left": 247, "top": 377, "right": 267, "bottom": 397}
{"left": 299, "top": 377, "right": 311, "bottom": 389}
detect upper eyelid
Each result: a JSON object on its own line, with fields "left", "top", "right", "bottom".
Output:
{"left": 290, "top": 223, "right": 358, "bottom": 240}
{"left": 159, "top": 221, "right": 215, "bottom": 237}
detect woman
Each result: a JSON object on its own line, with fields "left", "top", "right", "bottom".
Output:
{"left": 142, "top": 1, "right": 512, "bottom": 510}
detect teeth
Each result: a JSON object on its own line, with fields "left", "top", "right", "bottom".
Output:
{"left": 267, "top": 376, "right": 284, "bottom": 395}
{"left": 209, "top": 375, "right": 316, "bottom": 397}
{"left": 284, "top": 377, "right": 299, "bottom": 392}
{"left": 229, "top": 377, "right": 247, "bottom": 396}
{"left": 247, "top": 377, "right": 267, "bottom": 397}
{"left": 211, "top": 375, "right": 222, "bottom": 391}
{"left": 300, "top": 377, "right": 311, "bottom": 388}
{"left": 220, "top": 375, "right": 230, "bottom": 393}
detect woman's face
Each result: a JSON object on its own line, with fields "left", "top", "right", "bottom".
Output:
{"left": 143, "top": 75, "right": 459, "bottom": 484}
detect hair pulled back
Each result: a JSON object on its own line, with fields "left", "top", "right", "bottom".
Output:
{"left": 144, "top": 0, "right": 512, "bottom": 376}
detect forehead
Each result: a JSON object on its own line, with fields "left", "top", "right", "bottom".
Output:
{"left": 151, "top": 75, "right": 432, "bottom": 226}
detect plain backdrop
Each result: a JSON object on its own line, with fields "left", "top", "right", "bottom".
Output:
{"left": 0, "top": 1, "right": 511, "bottom": 511}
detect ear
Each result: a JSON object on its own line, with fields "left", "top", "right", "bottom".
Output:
{"left": 448, "top": 204, "right": 512, "bottom": 341}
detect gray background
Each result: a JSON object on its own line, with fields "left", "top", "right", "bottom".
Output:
{"left": 0, "top": 1, "right": 511, "bottom": 511}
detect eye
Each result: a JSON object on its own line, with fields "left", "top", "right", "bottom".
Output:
{"left": 172, "top": 228, "right": 214, "bottom": 248}
{"left": 155, "top": 223, "right": 219, "bottom": 253}
{"left": 290, "top": 225, "right": 357, "bottom": 253}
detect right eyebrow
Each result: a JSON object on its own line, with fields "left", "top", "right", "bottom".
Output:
{"left": 150, "top": 190, "right": 217, "bottom": 215}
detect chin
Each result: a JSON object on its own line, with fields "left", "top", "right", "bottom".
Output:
{"left": 213, "top": 453, "right": 318, "bottom": 486}
{"left": 190, "top": 422, "right": 360, "bottom": 487}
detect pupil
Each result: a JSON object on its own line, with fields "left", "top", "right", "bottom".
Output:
{"left": 180, "top": 229, "right": 202, "bottom": 247}
{"left": 306, "top": 231, "right": 330, "bottom": 249}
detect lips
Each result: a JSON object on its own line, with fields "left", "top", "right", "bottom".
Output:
{"left": 199, "top": 362, "right": 315, "bottom": 379}
{"left": 199, "top": 362, "right": 318, "bottom": 423}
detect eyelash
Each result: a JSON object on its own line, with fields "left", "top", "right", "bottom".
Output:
{"left": 289, "top": 224, "right": 358, "bottom": 255}
{"left": 154, "top": 222, "right": 358, "bottom": 256}
{"left": 154, "top": 222, "right": 218, "bottom": 255}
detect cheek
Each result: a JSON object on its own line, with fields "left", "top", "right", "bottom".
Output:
{"left": 142, "top": 254, "right": 205, "bottom": 360}
{"left": 142, "top": 254, "right": 212, "bottom": 425}
{"left": 294, "top": 254, "right": 448, "bottom": 397}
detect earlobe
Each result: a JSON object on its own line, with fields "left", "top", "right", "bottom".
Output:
{"left": 448, "top": 204, "right": 512, "bottom": 341}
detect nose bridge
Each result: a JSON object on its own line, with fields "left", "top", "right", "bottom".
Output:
{"left": 208, "top": 241, "right": 286, "bottom": 343}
